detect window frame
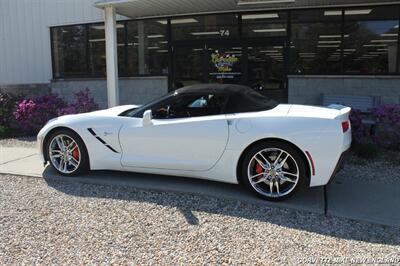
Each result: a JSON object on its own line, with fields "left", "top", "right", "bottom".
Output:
{"left": 50, "top": 4, "right": 400, "bottom": 82}
{"left": 129, "top": 92, "right": 229, "bottom": 119}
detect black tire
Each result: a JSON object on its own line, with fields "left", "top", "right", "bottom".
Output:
{"left": 239, "top": 140, "right": 307, "bottom": 201}
{"left": 45, "top": 128, "right": 89, "bottom": 176}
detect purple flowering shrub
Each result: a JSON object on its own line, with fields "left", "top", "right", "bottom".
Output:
{"left": 13, "top": 89, "right": 98, "bottom": 134}
{"left": 13, "top": 94, "right": 66, "bottom": 133}
{"left": 58, "top": 89, "right": 98, "bottom": 116}
{"left": 349, "top": 109, "right": 371, "bottom": 143}
{"left": 0, "top": 93, "right": 19, "bottom": 136}
{"left": 350, "top": 105, "right": 400, "bottom": 151}
{"left": 373, "top": 105, "right": 400, "bottom": 150}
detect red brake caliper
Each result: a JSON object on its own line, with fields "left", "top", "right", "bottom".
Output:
{"left": 255, "top": 163, "right": 263, "bottom": 174}
{"left": 72, "top": 144, "right": 80, "bottom": 161}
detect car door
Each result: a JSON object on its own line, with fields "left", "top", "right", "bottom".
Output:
{"left": 119, "top": 93, "right": 229, "bottom": 171}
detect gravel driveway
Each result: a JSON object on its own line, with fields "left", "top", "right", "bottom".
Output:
{"left": 0, "top": 174, "right": 399, "bottom": 265}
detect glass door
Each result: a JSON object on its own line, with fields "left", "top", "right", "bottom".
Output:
{"left": 173, "top": 38, "right": 288, "bottom": 102}
{"left": 173, "top": 43, "right": 205, "bottom": 88}
{"left": 246, "top": 40, "right": 287, "bottom": 102}
{"left": 206, "top": 42, "right": 243, "bottom": 84}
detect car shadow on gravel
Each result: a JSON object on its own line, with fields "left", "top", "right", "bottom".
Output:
{"left": 42, "top": 166, "right": 400, "bottom": 246}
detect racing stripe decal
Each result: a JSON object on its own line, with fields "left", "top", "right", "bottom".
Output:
{"left": 88, "top": 128, "right": 119, "bottom": 153}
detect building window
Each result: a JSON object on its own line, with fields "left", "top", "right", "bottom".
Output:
{"left": 290, "top": 9, "right": 343, "bottom": 74}
{"left": 52, "top": 25, "right": 87, "bottom": 78}
{"left": 242, "top": 11, "right": 288, "bottom": 38}
{"left": 88, "top": 23, "right": 126, "bottom": 77}
{"left": 51, "top": 23, "right": 126, "bottom": 78}
{"left": 126, "top": 20, "right": 168, "bottom": 76}
{"left": 171, "top": 15, "right": 238, "bottom": 40}
{"left": 343, "top": 6, "right": 400, "bottom": 74}
{"left": 88, "top": 24, "right": 106, "bottom": 77}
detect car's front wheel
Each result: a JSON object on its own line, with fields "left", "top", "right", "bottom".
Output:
{"left": 45, "top": 129, "right": 89, "bottom": 176}
{"left": 240, "top": 140, "right": 307, "bottom": 201}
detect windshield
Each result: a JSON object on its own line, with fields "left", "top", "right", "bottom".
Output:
{"left": 120, "top": 92, "right": 175, "bottom": 117}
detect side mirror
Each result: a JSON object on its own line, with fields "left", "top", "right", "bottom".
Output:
{"left": 143, "top": 110, "right": 153, "bottom": 126}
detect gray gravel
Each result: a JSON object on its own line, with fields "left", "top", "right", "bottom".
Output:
{"left": 0, "top": 174, "right": 399, "bottom": 265}
{"left": 0, "top": 136, "right": 36, "bottom": 148}
{"left": 336, "top": 153, "right": 400, "bottom": 185}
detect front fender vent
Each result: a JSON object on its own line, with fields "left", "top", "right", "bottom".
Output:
{"left": 88, "top": 128, "right": 119, "bottom": 153}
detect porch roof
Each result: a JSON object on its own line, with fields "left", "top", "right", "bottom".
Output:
{"left": 95, "top": 0, "right": 400, "bottom": 19}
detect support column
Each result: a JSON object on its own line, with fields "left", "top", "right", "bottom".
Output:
{"left": 104, "top": 5, "right": 119, "bottom": 107}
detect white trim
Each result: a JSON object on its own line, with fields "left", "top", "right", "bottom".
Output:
{"left": 94, "top": 1, "right": 400, "bottom": 19}
{"left": 104, "top": 5, "right": 120, "bottom": 107}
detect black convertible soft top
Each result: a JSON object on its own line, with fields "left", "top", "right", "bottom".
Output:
{"left": 176, "top": 83, "right": 279, "bottom": 113}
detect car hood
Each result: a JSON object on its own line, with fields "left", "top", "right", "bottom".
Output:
{"left": 44, "top": 105, "right": 140, "bottom": 126}
{"left": 88, "top": 105, "right": 140, "bottom": 117}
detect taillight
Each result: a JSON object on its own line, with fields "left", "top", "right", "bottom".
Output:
{"left": 342, "top": 121, "right": 350, "bottom": 133}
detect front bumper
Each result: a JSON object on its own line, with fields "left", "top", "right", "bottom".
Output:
{"left": 37, "top": 133, "right": 46, "bottom": 165}
{"left": 328, "top": 149, "right": 350, "bottom": 185}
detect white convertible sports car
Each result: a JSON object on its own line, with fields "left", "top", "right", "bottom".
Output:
{"left": 38, "top": 84, "right": 351, "bottom": 201}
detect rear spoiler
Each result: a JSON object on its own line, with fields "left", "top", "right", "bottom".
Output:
{"left": 328, "top": 104, "right": 352, "bottom": 120}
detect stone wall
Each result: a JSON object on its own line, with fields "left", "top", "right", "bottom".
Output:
{"left": 51, "top": 77, "right": 168, "bottom": 108}
{"left": 288, "top": 75, "right": 400, "bottom": 106}
{"left": 0, "top": 84, "right": 51, "bottom": 98}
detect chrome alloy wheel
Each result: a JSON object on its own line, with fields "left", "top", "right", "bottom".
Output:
{"left": 49, "top": 134, "right": 81, "bottom": 174}
{"left": 247, "top": 148, "right": 300, "bottom": 198}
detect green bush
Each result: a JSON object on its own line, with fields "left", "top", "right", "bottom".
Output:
{"left": 0, "top": 92, "right": 18, "bottom": 137}
{"left": 352, "top": 142, "right": 380, "bottom": 160}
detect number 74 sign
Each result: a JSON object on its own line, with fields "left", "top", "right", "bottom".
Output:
{"left": 219, "top": 29, "right": 230, "bottom": 37}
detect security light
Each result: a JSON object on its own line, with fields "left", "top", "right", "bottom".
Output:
{"left": 363, "top": 44, "right": 387, "bottom": 47}
{"left": 381, "top": 33, "right": 398, "bottom": 37}
{"left": 191, "top": 31, "right": 220, "bottom": 36}
{"left": 89, "top": 38, "right": 105, "bottom": 42}
{"left": 253, "top": 28, "right": 286, "bottom": 33}
{"left": 324, "top": 9, "right": 372, "bottom": 16}
{"left": 371, "top": 39, "right": 398, "bottom": 43}
{"left": 318, "top": 45, "right": 340, "bottom": 48}
{"left": 147, "top": 35, "right": 165, "bottom": 38}
{"left": 237, "top": 0, "right": 295, "bottom": 5}
{"left": 345, "top": 9, "right": 372, "bottom": 15}
{"left": 91, "top": 24, "right": 124, "bottom": 30}
{"left": 242, "top": 13, "right": 279, "bottom": 20}
{"left": 318, "top": 40, "right": 341, "bottom": 44}
{"left": 157, "top": 18, "right": 198, "bottom": 25}
{"left": 260, "top": 50, "right": 279, "bottom": 53}
{"left": 324, "top": 10, "right": 342, "bottom": 16}
{"left": 319, "top": 35, "right": 349, "bottom": 38}
{"left": 225, "top": 51, "right": 243, "bottom": 54}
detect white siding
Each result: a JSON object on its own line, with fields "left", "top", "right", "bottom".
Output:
{"left": 0, "top": 0, "right": 105, "bottom": 85}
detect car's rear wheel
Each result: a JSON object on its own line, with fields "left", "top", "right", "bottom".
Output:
{"left": 240, "top": 140, "right": 307, "bottom": 201}
{"left": 45, "top": 129, "right": 89, "bottom": 176}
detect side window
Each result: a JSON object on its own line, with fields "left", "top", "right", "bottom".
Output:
{"left": 152, "top": 94, "right": 227, "bottom": 119}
